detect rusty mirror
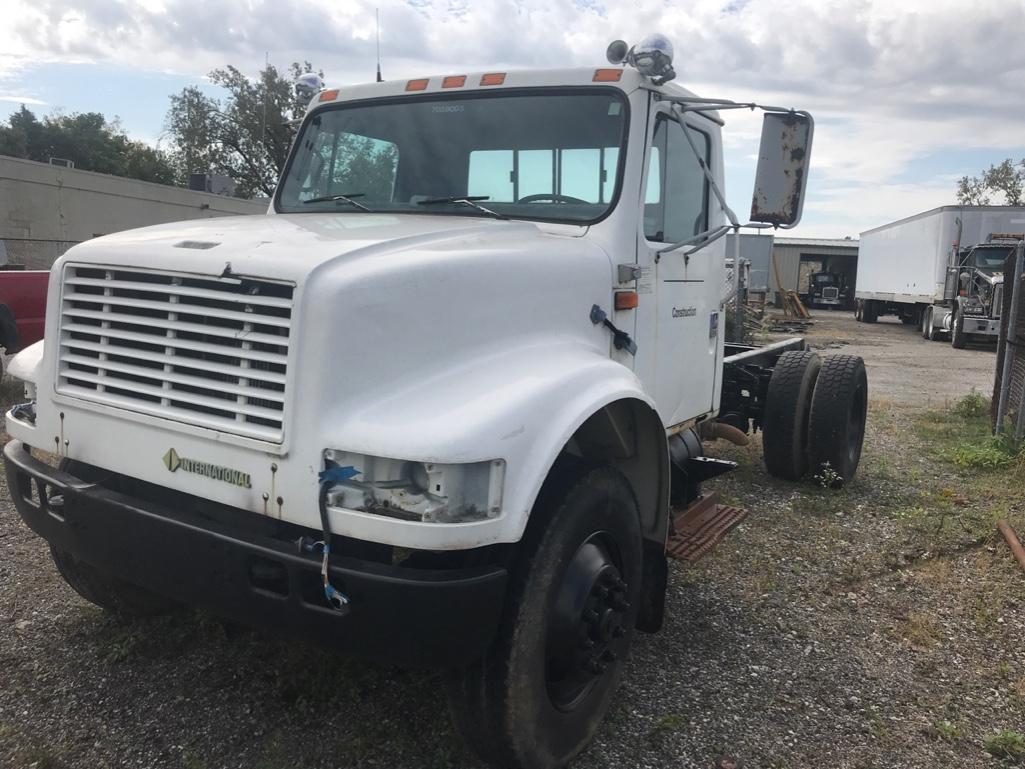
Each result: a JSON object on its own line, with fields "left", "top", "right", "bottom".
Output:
{"left": 749, "top": 112, "right": 813, "bottom": 228}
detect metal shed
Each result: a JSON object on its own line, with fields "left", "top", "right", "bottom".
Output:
{"left": 770, "top": 236, "right": 860, "bottom": 308}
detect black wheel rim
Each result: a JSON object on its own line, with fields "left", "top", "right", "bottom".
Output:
{"left": 545, "top": 533, "right": 629, "bottom": 712}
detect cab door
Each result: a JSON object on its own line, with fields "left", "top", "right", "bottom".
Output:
{"left": 636, "top": 108, "right": 724, "bottom": 426}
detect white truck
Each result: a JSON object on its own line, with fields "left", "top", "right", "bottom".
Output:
{"left": 4, "top": 37, "right": 868, "bottom": 769}
{"left": 856, "top": 205, "right": 1025, "bottom": 347}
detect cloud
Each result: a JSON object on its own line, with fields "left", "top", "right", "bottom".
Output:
{"left": 0, "top": 95, "right": 47, "bottom": 105}
{"left": 3, "top": 0, "right": 1025, "bottom": 235}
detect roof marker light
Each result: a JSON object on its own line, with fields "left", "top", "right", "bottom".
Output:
{"left": 442, "top": 75, "right": 467, "bottom": 88}
{"left": 318, "top": 89, "right": 339, "bottom": 102}
{"left": 593, "top": 69, "right": 624, "bottom": 82}
{"left": 406, "top": 79, "right": 429, "bottom": 91}
{"left": 480, "top": 73, "right": 506, "bottom": 86}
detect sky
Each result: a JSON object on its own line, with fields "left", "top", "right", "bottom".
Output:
{"left": 3, "top": 0, "right": 1025, "bottom": 239}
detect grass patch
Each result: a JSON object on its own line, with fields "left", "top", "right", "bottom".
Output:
{"left": 931, "top": 720, "right": 963, "bottom": 742}
{"left": 953, "top": 389, "right": 988, "bottom": 418}
{"left": 984, "top": 730, "right": 1025, "bottom": 760}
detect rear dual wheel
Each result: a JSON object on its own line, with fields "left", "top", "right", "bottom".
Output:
{"left": 763, "top": 351, "right": 821, "bottom": 480}
{"left": 763, "top": 353, "right": 868, "bottom": 486}
{"left": 807, "top": 356, "right": 868, "bottom": 486}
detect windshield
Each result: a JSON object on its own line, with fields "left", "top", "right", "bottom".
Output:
{"left": 971, "top": 247, "right": 1012, "bottom": 271}
{"left": 276, "top": 89, "right": 628, "bottom": 223}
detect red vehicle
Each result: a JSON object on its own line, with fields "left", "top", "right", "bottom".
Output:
{"left": 0, "top": 271, "right": 48, "bottom": 362}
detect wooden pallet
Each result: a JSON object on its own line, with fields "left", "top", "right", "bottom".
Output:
{"left": 666, "top": 492, "right": 748, "bottom": 563}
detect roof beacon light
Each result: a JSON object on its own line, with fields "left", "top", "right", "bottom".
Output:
{"left": 606, "top": 34, "right": 677, "bottom": 85}
{"left": 294, "top": 72, "right": 325, "bottom": 104}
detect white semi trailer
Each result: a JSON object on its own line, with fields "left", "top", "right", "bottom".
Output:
{"left": 856, "top": 205, "right": 1025, "bottom": 346}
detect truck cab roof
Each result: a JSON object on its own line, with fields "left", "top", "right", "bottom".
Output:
{"left": 309, "top": 66, "right": 710, "bottom": 115}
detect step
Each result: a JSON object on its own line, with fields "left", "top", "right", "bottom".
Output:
{"left": 665, "top": 492, "right": 748, "bottom": 563}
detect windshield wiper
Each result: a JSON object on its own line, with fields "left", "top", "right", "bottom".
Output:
{"left": 302, "top": 192, "right": 372, "bottom": 212}
{"left": 417, "top": 195, "right": 508, "bottom": 220}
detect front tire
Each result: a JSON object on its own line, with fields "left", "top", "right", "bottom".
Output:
{"left": 49, "top": 546, "right": 178, "bottom": 617}
{"left": 446, "top": 466, "right": 642, "bottom": 769}
{"left": 50, "top": 460, "right": 178, "bottom": 617}
{"left": 951, "top": 308, "right": 967, "bottom": 349}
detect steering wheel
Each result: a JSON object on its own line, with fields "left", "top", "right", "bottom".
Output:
{"left": 515, "top": 193, "right": 589, "bottom": 204}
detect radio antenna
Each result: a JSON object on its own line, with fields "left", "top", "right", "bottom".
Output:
{"left": 375, "top": 8, "right": 383, "bottom": 82}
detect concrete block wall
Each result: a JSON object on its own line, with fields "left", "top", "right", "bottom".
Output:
{"left": 1, "top": 156, "right": 268, "bottom": 269}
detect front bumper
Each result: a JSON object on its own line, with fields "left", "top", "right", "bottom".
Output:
{"left": 3, "top": 441, "right": 507, "bottom": 668}
{"left": 961, "top": 315, "right": 1000, "bottom": 336}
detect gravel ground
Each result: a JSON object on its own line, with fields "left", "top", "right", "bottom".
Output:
{"left": 2, "top": 311, "right": 1023, "bottom": 769}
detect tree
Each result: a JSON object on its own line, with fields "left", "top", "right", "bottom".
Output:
{"left": 164, "top": 61, "right": 322, "bottom": 198}
{"left": 957, "top": 159, "right": 1025, "bottom": 206}
{"left": 0, "top": 106, "right": 176, "bottom": 184}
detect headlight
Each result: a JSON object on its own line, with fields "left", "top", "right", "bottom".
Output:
{"left": 322, "top": 450, "right": 505, "bottom": 523}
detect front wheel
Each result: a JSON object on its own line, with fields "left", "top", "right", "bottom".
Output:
{"left": 446, "top": 466, "right": 642, "bottom": 769}
{"left": 50, "top": 546, "right": 178, "bottom": 617}
{"left": 50, "top": 460, "right": 178, "bottom": 617}
{"left": 951, "top": 309, "right": 967, "bottom": 349}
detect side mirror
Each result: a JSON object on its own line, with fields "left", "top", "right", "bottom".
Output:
{"left": 749, "top": 111, "right": 813, "bottom": 228}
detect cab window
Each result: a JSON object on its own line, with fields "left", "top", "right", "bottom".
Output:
{"left": 644, "top": 116, "right": 710, "bottom": 243}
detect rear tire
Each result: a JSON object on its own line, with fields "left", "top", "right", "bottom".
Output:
{"left": 807, "top": 356, "right": 868, "bottom": 487}
{"left": 762, "top": 351, "right": 822, "bottom": 480}
{"left": 446, "top": 467, "right": 642, "bottom": 769}
{"left": 862, "top": 300, "right": 878, "bottom": 324}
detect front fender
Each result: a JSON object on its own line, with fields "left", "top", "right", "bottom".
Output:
{"left": 319, "top": 340, "right": 662, "bottom": 546}
{"left": 7, "top": 340, "right": 44, "bottom": 385}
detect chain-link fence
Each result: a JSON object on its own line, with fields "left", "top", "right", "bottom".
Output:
{"left": 993, "top": 242, "right": 1025, "bottom": 442}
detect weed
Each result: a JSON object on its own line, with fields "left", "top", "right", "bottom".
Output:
{"left": 953, "top": 389, "right": 989, "bottom": 418}
{"left": 102, "top": 629, "right": 145, "bottom": 663}
{"left": 813, "top": 462, "right": 843, "bottom": 489}
{"left": 895, "top": 612, "right": 940, "bottom": 651}
{"left": 947, "top": 434, "right": 1021, "bottom": 470}
{"left": 932, "top": 720, "right": 963, "bottom": 742}
{"left": 652, "top": 713, "right": 686, "bottom": 734}
{"left": 984, "top": 730, "right": 1025, "bottom": 760}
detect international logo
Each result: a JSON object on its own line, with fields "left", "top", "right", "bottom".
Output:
{"left": 162, "top": 448, "right": 252, "bottom": 489}
{"left": 672, "top": 306, "right": 697, "bottom": 318}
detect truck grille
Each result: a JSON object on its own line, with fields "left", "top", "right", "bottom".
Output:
{"left": 57, "top": 265, "right": 293, "bottom": 442}
{"left": 822, "top": 286, "right": 840, "bottom": 300}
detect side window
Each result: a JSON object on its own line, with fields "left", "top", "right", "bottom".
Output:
{"left": 643, "top": 116, "right": 709, "bottom": 243}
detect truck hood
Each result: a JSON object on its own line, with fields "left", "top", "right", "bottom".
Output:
{"left": 64, "top": 213, "right": 584, "bottom": 282}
